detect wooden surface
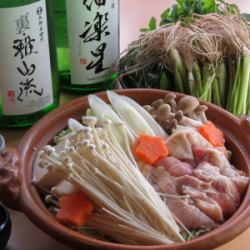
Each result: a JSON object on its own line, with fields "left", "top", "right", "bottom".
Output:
{"left": 1, "top": 0, "right": 250, "bottom": 249}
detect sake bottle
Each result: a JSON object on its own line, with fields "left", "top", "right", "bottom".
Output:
{"left": 53, "top": 0, "right": 119, "bottom": 93}
{"left": 0, "top": 0, "right": 60, "bottom": 127}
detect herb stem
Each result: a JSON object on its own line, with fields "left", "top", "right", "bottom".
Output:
{"left": 200, "top": 63, "right": 216, "bottom": 101}
{"left": 212, "top": 77, "right": 221, "bottom": 106}
{"left": 227, "top": 57, "right": 241, "bottom": 113}
{"left": 216, "top": 60, "right": 227, "bottom": 107}
{"left": 192, "top": 62, "right": 202, "bottom": 96}
{"left": 236, "top": 48, "right": 250, "bottom": 115}
{"left": 188, "top": 71, "right": 195, "bottom": 95}
{"left": 169, "top": 48, "right": 186, "bottom": 93}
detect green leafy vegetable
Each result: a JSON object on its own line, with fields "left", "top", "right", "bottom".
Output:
{"left": 119, "top": 0, "right": 250, "bottom": 117}
{"left": 139, "top": 17, "right": 157, "bottom": 33}
{"left": 241, "top": 13, "right": 250, "bottom": 22}
{"left": 141, "top": 0, "right": 240, "bottom": 32}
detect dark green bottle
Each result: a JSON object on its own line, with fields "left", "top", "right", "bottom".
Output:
{"left": 53, "top": 0, "right": 119, "bottom": 93}
{"left": 0, "top": 0, "right": 60, "bottom": 127}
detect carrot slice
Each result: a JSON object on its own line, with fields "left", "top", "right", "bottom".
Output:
{"left": 134, "top": 134, "right": 169, "bottom": 165}
{"left": 56, "top": 191, "right": 94, "bottom": 227}
{"left": 199, "top": 121, "right": 225, "bottom": 147}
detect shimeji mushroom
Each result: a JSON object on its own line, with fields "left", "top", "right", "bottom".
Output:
{"left": 143, "top": 105, "right": 155, "bottom": 115}
{"left": 177, "top": 96, "right": 200, "bottom": 119}
{"left": 195, "top": 105, "right": 208, "bottom": 123}
{"left": 156, "top": 104, "right": 172, "bottom": 122}
{"left": 144, "top": 94, "right": 203, "bottom": 132}
{"left": 164, "top": 93, "right": 178, "bottom": 112}
{"left": 151, "top": 99, "right": 165, "bottom": 109}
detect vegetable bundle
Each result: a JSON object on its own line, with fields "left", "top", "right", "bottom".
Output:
{"left": 119, "top": 12, "right": 250, "bottom": 116}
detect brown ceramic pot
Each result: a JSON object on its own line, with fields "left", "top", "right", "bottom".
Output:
{"left": 1, "top": 89, "right": 250, "bottom": 250}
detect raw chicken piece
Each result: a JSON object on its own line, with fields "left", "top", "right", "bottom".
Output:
{"left": 144, "top": 130, "right": 249, "bottom": 230}
{"left": 154, "top": 157, "right": 193, "bottom": 177}
{"left": 193, "top": 147, "right": 249, "bottom": 193}
{"left": 156, "top": 174, "right": 219, "bottom": 228}
{"left": 166, "top": 130, "right": 211, "bottom": 160}
{"left": 170, "top": 176, "right": 224, "bottom": 221}
{"left": 193, "top": 162, "right": 240, "bottom": 216}
{"left": 182, "top": 185, "right": 224, "bottom": 222}
{"left": 166, "top": 197, "right": 217, "bottom": 230}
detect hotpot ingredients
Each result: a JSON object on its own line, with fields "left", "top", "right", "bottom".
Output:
{"left": 33, "top": 91, "right": 249, "bottom": 245}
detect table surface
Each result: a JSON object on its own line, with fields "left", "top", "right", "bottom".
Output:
{"left": 2, "top": 0, "right": 250, "bottom": 249}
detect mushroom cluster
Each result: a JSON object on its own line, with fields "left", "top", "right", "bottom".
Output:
{"left": 143, "top": 94, "right": 208, "bottom": 134}
{"left": 35, "top": 117, "right": 184, "bottom": 244}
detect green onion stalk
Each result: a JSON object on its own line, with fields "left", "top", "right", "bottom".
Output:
{"left": 215, "top": 60, "right": 227, "bottom": 107}
{"left": 232, "top": 73, "right": 241, "bottom": 115}
{"left": 207, "top": 84, "right": 212, "bottom": 102}
{"left": 212, "top": 77, "right": 221, "bottom": 106}
{"left": 247, "top": 76, "right": 250, "bottom": 115}
{"left": 226, "top": 58, "right": 240, "bottom": 114}
{"left": 235, "top": 47, "right": 250, "bottom": 116}
{"left": 168, "top": 48, "right": 186, "bottom": 93}
{"left": 159, "top": 70, "right": 172, "bottom": 90}
{"left": 200, "top": 63, "right": 216, "bottom": 101}
{"left": 226, "top": 58, "right": 235, "bottom": 109}
{"left": 187, "top": 71, "right": 196, "bottom": 96}
{"left": 118, "top": 14, "right": 250, "bottom": 116}
{"left": 182, "top": 60, "right": 196, "bottom": 96}
{"left": 192, "top": 61, "right": 203, "bottom": 97}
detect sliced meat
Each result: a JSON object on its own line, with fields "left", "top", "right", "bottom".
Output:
{"left": 154, "top": 157, "right": 193, "bottom": 177}
{"left": 193, "top": 147, "right": 230, "bottom": 169}
{"left": 166, "top": 197, "right": 217, "bottom": 230}
{"left": 149, "top": 138, "right": 250, "bottom": 231}
{"left": 156, "top": 174, "right": 221, "bottom": 226}
{"left": 194, "top": 197, "right": 223, "bottom": 222}
{"left": 195, "top": 163, "right": 240, "bottom": 201}
{"left": 182, "top": 185, "right": 224, "bottom": 222}
{"left": 206, "top": 188, "right": 238, "bottom": 217}
{"left": 174, "top": 176, "right": 224, "bottom": 222}
{"left": 181, "top": 159, "right": 197, "bottom": 168}
{"left": 172, "top": 175, "right": 211, "bottom": 193}
{"left": 231, "top": 175, "right": 250, "bottom": 194}
{"left": 157, "top": 174, "right": 211, "bottom": 198}
{"left": 192, "top": 146, "right": 208, "bottom": 164}
{"left": 194, "top": 162, "right": 240, "bottom": 216}
{"left": 193, "top": 147, "right": 249, "bottom": 193}
{"left": 166, "top": 130, "right": 211, "bottom": 160}
{"left": 156, "top": 174, "right": 217, "bottom": 229}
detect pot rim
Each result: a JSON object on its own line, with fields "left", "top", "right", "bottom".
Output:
{"left": 17, "top": 89, "right": 250, "bottom": 250}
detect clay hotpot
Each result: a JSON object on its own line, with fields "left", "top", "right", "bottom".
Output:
{"left": 1, "top": 89, "right": 250, "bottom": 250}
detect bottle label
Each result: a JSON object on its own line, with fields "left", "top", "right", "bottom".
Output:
{"left": 66, "top": 0, "right": 119, "bottom": 85}
{"left": 0, "top": 0, "right": 53, "bottom": 115}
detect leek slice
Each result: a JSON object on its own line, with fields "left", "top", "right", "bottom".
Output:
{"left": 107, "top": 91, "right": 155, "bottom": 137}
{"left": 121, "top": 95, "right": 168, "bottom": 138}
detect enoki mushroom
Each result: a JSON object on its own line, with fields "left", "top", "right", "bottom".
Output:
{"left": 38, "top": 120, "right": 186, "bottom": 245}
